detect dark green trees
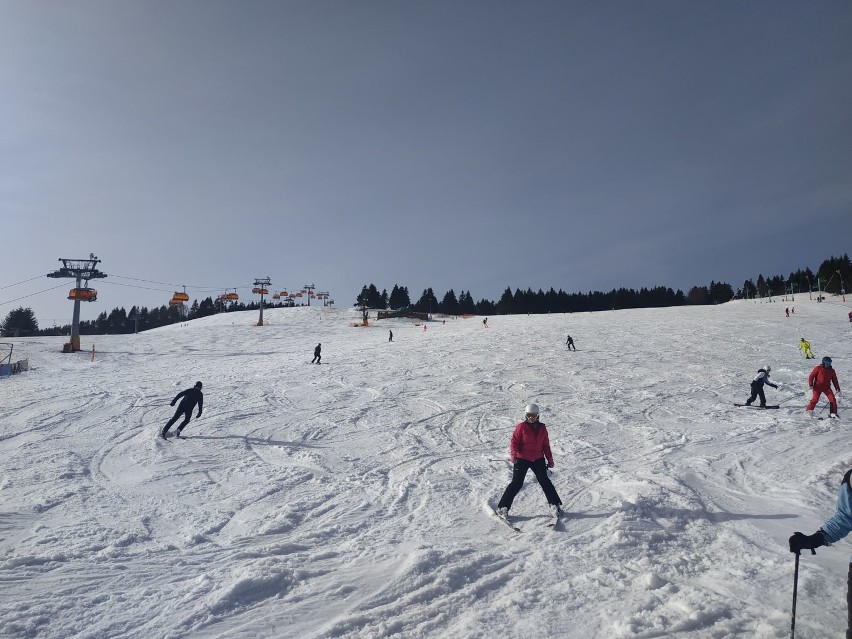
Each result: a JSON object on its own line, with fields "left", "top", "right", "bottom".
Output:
{"left": 1, "top": 307, "right": 38, "bottom": 337}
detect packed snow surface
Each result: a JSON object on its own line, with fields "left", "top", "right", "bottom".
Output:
{"left": 2, "top": 298, "right": 851, "bottom": 638}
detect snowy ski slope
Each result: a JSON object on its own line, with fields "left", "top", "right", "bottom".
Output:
{"left": 2, "top": 297, "right": 851, "bottom": 638}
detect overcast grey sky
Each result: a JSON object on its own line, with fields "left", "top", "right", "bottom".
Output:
{"left": 2, "top": 1, "right": 850, "bottom": 325}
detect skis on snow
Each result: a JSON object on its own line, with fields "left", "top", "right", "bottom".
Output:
{"left": 490, "top": 507, "right": 563, "bottom": 532}
{"left": 547, "top": 508, "right": 561, "bottom": 528}
{"left": 492, "top": 508, "right": 521, "bottom": 532}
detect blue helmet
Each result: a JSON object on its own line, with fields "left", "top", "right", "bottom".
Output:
{"left": 822, "top": 356, "right": 832, "bottom": 368}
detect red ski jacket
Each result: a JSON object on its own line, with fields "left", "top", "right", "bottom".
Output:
{"left": 510, "top": 421, "right": 554, "bottom": 465}
{"left": 809, "top": 365, "right": 840, "bottom": 392}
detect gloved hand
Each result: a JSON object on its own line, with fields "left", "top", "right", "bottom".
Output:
{"left": 170, "top": 401, "right": 176, "bottom": 407}
{"left": 547, "top": 460, "right": 554, "bottom": 469}
{"left": 510, "top": 457, "right": 516, "bottom": 465}
{"left": 789, "top": 530, "right": 825, "bottom": 554}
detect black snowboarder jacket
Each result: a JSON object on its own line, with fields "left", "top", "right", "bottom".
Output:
{"left": 172, "top": 387, "right": 203, "bottom": 415}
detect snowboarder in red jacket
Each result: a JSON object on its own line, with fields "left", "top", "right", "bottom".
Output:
{"left": 496, "top": 404, "right": 562, "bottom": 517}
{"left": 806, "top": 356, "right": 841, "bottom": 418}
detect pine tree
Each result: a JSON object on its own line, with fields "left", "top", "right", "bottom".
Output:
{"left": 440, "top": 289, "right": 459, "bottom": 315}
{"left": 458, "top": 290, "right": 476, "bottom": 314}
{"left": 756, "top": 274, "right": 768, "bottom": 298}
{"left": 495, "top": 287, "right": 513, "bottom": 314}
{"left": 414, "top": 288, "right": 439, "bottom": 314}
{"left": 1, "top": 307, "right": 38, "bottom": 337}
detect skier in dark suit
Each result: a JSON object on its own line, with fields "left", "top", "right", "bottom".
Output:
{"left": 161, "top": 381, "right": 203, "bottom": 439}
{"left": 566, "top": 334, "right": 576, "bottom": 351}
{"left": 312, "top": 343, "right": 322, "bottom": 364}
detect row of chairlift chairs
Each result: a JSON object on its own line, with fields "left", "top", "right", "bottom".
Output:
{"left": 203, "top": 288, "right": 335, "bottom": 307}
{"left": 65, "top": 285, "right": 333, "bottom": 309}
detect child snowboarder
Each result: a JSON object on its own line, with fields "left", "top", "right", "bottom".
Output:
{"left": 744, "top": 365, "right": 778, "bottom": 408}
{"left": 496, "top": 404, "right": 562, "bottom": 519}
{"left": 800, "top": 338, "right": 815, "bottom": 359}
{"left": 311, "top": 343, "right": 322, "bottom": 364}
{"left": 161, "top": 381, "right": 203, "bottom": 439}
{"left": 806, "top": 356, "right": 841, "bottom": 418}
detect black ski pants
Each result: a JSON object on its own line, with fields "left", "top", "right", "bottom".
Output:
{"left": 746, "top": 382, "right": 766, "bottom": 407}
{"left": 163, "top": 406, "right": 192, "bottom": 436}
{"left": 498, "top": 457, "right": 561, "bottom": 510}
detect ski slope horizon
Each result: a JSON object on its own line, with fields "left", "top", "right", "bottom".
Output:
{"left": 2, "top": 297, "right": 852, "bottom": 638}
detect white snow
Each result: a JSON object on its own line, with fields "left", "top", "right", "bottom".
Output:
{"left": 2, "top": 297, "right": 851, "bottom": 638}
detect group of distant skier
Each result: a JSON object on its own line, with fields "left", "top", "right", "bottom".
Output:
{"left": 745, "top": 340, "right": 841, "bottom": 418}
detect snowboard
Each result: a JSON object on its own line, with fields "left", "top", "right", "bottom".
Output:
{"left": 733, "top": 404, "right": 779, "bottom": 409}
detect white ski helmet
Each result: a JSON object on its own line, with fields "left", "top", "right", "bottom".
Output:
{"left": 524, "top": 403, "right": 540, "bottom": 415}
{"left": 764, "top": 365, "right": 771, "bottom": 373}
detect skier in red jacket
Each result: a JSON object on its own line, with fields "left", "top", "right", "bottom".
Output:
{"left": 806, "top": 356, "right": 841, "bottom": 418}
{"left": 496, "top": 404, "right": 562, "bottom": 517}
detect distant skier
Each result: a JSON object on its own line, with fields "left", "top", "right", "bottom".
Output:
{"left": 389, "top": 330, "right": 393, "bottom": 342}
{"left": 311, "top": 343, "right": 321, "bottom": 364}
{"left": 785, "top": 307, "right": 790, "bottom": 317}
{"left": 566, "top": 334, "right": 576, "bottom": 351}
{"left": 744, "top": 365, "right": 778, "bottom": 408}
{"left": 496, "top": 404, "right": 562, "bottom": 519}
{"left": 806, "top": 356, "right": 841, "bottom": 418}
{"left": 800, "top": 338, "right": 815, "bottom": 359}
{"left": 161, "top": 381, "right": 203, "bottom": 439}
{"left": 483, "top": 318, "right": 488, "bottom": 328}
{"left": 848, "top": 310, "right": 852, "bottom": 323}
{"left": 788, "top": 467, "right": 852, "bottom": 638}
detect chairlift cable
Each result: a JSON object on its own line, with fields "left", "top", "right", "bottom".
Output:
{"left": 0, "top": 275, "right": 47, "bottom": 290}
{"left": 0, "top": 283, "right": 69, "bottom": 306}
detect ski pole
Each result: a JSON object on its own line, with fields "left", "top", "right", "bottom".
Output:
{"left": 791, "top": 550, "right": 800, "bottom": 639}
{"left": 777, "top": 391, "right": 806, "bottom": 407}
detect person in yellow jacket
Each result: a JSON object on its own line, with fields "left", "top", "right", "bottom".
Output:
{"left": 800, "top": 337, "right": 815, "bottom": 359}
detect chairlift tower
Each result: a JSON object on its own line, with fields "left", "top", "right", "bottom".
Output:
{"left": 253, "top": 277, "right": 271, "bottom": 326}
{"left": 47, "top": 254, "right": 107, "bottom": 352}
{"left": 303, "top": 283, "right": 316, "bottom": 306}
{"left": 318, "top": 291, "right": 330, "bottom": 307}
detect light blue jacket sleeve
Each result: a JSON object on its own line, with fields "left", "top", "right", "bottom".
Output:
{"left": 820, "top": 483, "right": 852, "bottom": 551}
